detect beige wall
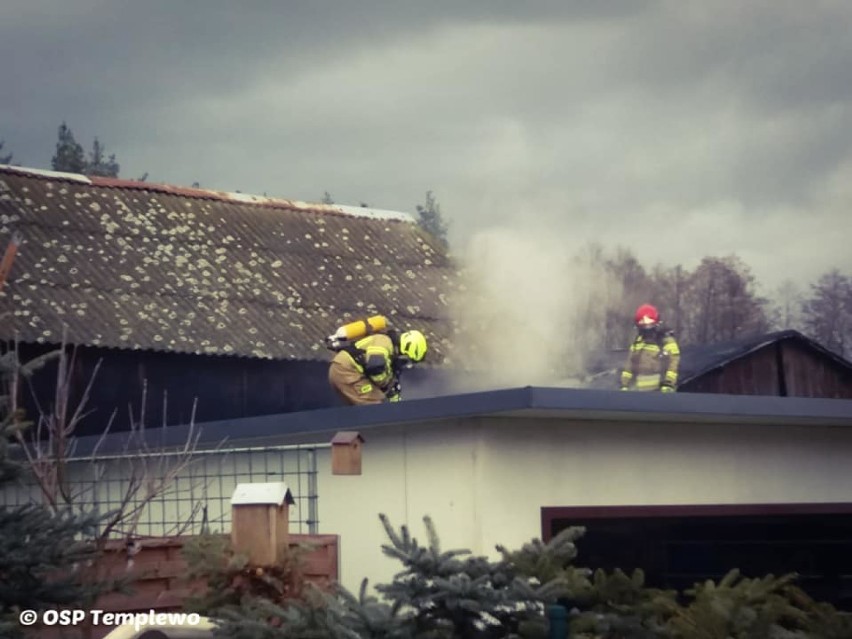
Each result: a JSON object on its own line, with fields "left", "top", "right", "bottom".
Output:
{"left": 317, "top": 419, "right": 484, "bottom": 593}
{"left": 316, "top": 415, "right": 852, "bottom": 594}
{"left": 474, "top": 417, "right": 852, "bottom": 555}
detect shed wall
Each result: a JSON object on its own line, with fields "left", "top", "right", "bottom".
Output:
{"left": 474, "top": 416, "right": 852, "bottom": 555}
{"left": 781, "top": 340, "right": 852, "bottom": 398}
{"left": 15, "top": 343, "right": 337, "bottom": 435}
{"left": 314, "top": 415, "right": 852, "bottom": 594}
{"left": 680, "top": 345, "right": 780, "bottom": 395}
{"left": 680, "top": 340, "right": 852, "bottom": 398}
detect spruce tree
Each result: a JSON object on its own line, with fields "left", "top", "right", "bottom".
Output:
{"left": 0, "top": 140, "right": 12, "bottom": 165}
{"left": 195, "top": 514, "right": 852, "bottom": 639}
{"left": 0, "top": 349, "right": 105, "bottom": 638}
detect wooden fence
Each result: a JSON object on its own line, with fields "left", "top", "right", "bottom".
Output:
{"left": 34, "top": 533, "right": 338, "bottom": 639}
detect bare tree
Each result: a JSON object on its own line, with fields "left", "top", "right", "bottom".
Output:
{"left": 769, "top": 279, "right": 805, "bottom": 331}
{"left": 12, "top": 343, "right": 207, "bottom": 543}
{"left": 681, "top": 255, "right": 769, "bottom": 344}
{"left": 603, "top": 247, "right": 656, "bottom": 349}
{"left": 648, "top": 263, "right": 689, "bottom": 339}
{"left": 802, "top": 269, "right": 851, "bottom": 358}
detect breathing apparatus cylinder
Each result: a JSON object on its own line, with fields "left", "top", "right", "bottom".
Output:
{"left": 326, "top": 315, "right": 388, "bottom": 349}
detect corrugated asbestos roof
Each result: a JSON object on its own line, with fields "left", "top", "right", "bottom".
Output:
{"left": 0, "top": 165, "right": 461, "bottom": 362}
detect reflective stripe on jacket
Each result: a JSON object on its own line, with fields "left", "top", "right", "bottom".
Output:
{"left": 333, "top": 333, "right": 395, "bottom": 388}
{"left": 620, "top": 331, "right": 680, "bottom": 391}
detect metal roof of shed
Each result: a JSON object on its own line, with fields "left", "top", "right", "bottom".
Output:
{"left": 71, "top": 385, "right": 852, "bottom": 456}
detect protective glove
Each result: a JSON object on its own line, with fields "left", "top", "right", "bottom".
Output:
{"left": 660, "top": 385, "right": 675, "bottom": 393}
{"left": 386, "top": 379, "right": 402, "bottom": 402}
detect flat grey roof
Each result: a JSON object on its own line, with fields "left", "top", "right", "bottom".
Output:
{"left": 71, "top": 386, "right": 852, "bottom": 456}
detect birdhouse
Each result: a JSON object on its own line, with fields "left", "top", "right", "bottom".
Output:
{"left": 230, "top": 482, "right": 295, "bottom": 565}
{"left": 331, "top": 431, "right": 364, "bottom": 475}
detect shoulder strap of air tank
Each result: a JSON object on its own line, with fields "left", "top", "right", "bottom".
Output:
{"left": 343, "top": 342, "right": 368, "bottom": 368}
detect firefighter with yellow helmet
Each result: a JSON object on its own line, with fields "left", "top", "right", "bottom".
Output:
{"left": 620, "top": 303, "right": 680, "bottom": 392}
{"left": 326, "top": 315, "right": 428, "bottom": 405}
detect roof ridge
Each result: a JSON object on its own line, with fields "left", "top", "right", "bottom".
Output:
{"left": 0, "top": 163, "right": 415, "bottom": 223}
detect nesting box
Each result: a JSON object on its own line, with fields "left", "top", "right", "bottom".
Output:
{"left": 230, "top": 482, "right": 295, "bottom": 565}
{"left": 331, "top": 431, "right": 364, "bottom": 475}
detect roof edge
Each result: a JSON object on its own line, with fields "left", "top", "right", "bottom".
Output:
{"left": 0, "top": 164, "right": 92, "bottom": 184}
{"left": 0, "top": 163, "right": 416, "bottom": 223}
{"left": 69, "top": 385, "right": 852, "bottom": 456}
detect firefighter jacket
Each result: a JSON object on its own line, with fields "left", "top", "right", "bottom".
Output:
{"left": 332, "top": 333, "right": 397, "bottom": 391}
{"left": 619, "top": 329, "right": 681, "bottom": 391}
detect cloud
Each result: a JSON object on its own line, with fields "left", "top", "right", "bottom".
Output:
{"left": 1, "top": 0, "right": 851, "bottom": 299}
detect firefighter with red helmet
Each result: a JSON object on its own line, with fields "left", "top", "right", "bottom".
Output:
{"left": 620, "top": 304, "right": 680, "bottom": 392}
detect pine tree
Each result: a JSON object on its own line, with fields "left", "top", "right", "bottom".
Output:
{"left": 50, "top": 123, "right": 122, "bottom": 177}
{"left": 51, "top": 122, "right": 87, "bottom": 173}
{"left": 415, "top": 191, "right": 449, "bottom": 249}
{"left": 0, "top": 349, "right": 106, "bottom": 638}
{"left": 85, "top": 137, "right": 120, "bottom": 178}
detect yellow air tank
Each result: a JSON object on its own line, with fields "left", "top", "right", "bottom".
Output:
{"left": 326, "top": 315, "right": 388, "bottom": 349}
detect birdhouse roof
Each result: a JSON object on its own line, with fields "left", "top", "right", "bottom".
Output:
{"left": 331, "top": 430, "right": 364, "bottom": 445}
{"left": 230, "top": 481, "right": 295, "bottom": 506}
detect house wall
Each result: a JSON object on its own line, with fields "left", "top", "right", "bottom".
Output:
{"left": 314, "top": 414, "right": 852, "bottom": 594}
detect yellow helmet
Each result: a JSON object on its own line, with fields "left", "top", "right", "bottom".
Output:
{"left": 399, "top": 330, "right": 428, "bottom": 362}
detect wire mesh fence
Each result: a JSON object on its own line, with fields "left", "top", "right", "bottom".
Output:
{"left": 0, "top": 443, "right": 327, "bottom": 538}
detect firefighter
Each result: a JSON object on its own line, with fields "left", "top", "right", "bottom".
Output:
{"left": 620, "top": 303, "right": 680, "bottom": 392}
{"left": 328, "top": 328, "right": 428, "bottom": 405}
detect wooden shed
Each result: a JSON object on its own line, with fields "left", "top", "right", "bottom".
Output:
{"left": 677, "top": 330, "right": 852, "bottom": 398}
{"left": 587, "top": 330, "right": 852, "bottom": 399}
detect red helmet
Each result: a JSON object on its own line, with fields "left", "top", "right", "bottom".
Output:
{"left": 634, "top": 303, "right": 660, "bottom": 328}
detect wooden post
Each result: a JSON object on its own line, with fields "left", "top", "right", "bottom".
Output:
{"left": 331, "top": 431, "right": 364, "bottom": 475}
{"left": 230, "top": 482, "right": 295, "bottom": 565}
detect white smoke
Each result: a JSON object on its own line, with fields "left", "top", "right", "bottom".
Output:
{"left": 447, "top": 225, "right": 624, "bottom": 392}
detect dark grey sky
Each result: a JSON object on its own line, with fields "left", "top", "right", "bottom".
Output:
{"left": 2, "top": 0, "right": 851, "bottom": 292}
